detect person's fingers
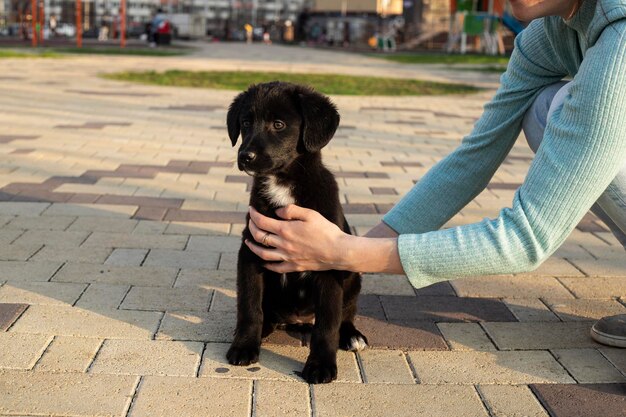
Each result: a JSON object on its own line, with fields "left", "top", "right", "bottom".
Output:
{"left": 249, "top": 206, "right": 285, "bottom": 234}
{"left": 245, "top": 240, "right": 287, "bottom": 261}
{"left": 248, "top": 219, "right": 286, "bottom": 248}
{"left": 247, "top": 218, "right": 265, "bottom": 242}
{"left": 275, "top": 204, "right": 313, "bottom": 221}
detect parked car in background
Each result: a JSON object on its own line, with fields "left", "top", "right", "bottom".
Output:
{"left": 150, "top": 11, "right": 172, "bottom": 46}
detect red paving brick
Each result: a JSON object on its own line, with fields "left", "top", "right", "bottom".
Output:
{"left": 0, "top": 303, "right": 28, "bottom": 331}
{"left": 225, "top": 175, "right": 253, "bottom": 191}
{"left": 374, "top": 203, "right": 393, "bottom": 214}
{"left": 82, "top": 170, "right": 155, "bottom": 179}
{"left": 13, "top": 191, "right": 75, "bottom": 203}
{"left": 380, "top": 161, "right": 423, "bottom": 167}
{"left": 386, "top": 120, "right": 427, "bottom": 125}
{"left": 0, "top": 135, "right": 39, "bottom": 144}
{"left": 44, "top": 176, "right": 98, "bottom": 186}
{"left": 263, "top": 327, "right": 309, "bottom": 347}
{"left": 10, "top": 148, "right": 35, "bottom": 154}
{"left": 370, "top": 187, "right": 398, "bottom": 195}
{"left": 65, "top": 89, "right": 161, "bottom": 97}
{"left": 150, "top": 105, "right": 222, "bottom": 111}
{"left": 380, "top": 295, "right": 517, "bottom": 322}
{"left": 576, "top": 213, "right": 609, "bottom": 233}
{"left": 164, "top": 209, "right": 246, "bottom": 223}
{"left": 355, "top": 294, "right": 450, "bottom": 349}
{"left": 354, "top": 316, "right": 448, "bottom": 350}
{"left": 359, "top": 107, "right": 430, "bottom": 112}
{"left": 67, "top": 193, "right": 102, "bottom": 203}
{"left": 358, "top": 295, "right": 387, "bottom": 321}
{"left": 487, "top": 182, "right": 522, "bottom": 190}
{"left": 133, "top": 207, "right": 168, "bottom": 221}
{"left": 0, "top": 192, "right": 13, "bottom": 201}
{"left": 530, "top": 383, "right": 626, "bottom": 417}
{"left": 343, "top": 204, "right": 378, "bottom": 214}
{"left": 96, "top": 195, "right": 183, "bottom": 209}
{"left": 413, "top": 282, "right": 457, "bottom": 296}
{"left": 335, "top": 171, "right": 390, "bottom": 179}
{"left": 55, "top": 122, "right": 132, "bottom": 130}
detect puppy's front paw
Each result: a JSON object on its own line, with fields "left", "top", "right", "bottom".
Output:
{"left": 226, "top": 344, "right": 260, "bottom": 366}
{"left": 302, "top": 358, "right": 337, "bottom": 384}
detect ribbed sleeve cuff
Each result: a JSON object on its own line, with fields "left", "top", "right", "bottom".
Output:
{"left": 397, "top": 234, "right": 448, "bottom": 290}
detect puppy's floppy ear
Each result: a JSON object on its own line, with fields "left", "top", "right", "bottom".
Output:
{"left": 226, "top": 91, "right": 248, "bottom": 146}
{"left": 297, "top": 87, "right": 340, "bottom": 152}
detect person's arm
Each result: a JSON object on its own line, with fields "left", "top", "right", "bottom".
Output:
{"left": 391, "top": 20, "right": 626, "bottom": 288}
{"left": 384, "top": 19, "right": 567, "bottom": 236}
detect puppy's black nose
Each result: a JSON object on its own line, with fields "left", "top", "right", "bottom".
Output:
{"left": 239, "top": 151, "right": 256, "bottom": 165}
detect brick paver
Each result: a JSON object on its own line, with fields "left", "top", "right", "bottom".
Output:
{"left": 477, "top": 385, "right": 549, "bottom": 417}
{"left": 255, "top": 380, "right": 310, "bottom": 417}
{"left": 358, "top": 349, "right": 415, "bottom": 383}
{"left": 0, "top": 303, "right": 27, "bottom": 331}
{"left": 551, "top": 349, "right": 626, "bottom": 383}
{"left": 129, "top": 376, "right": 251, "bottom": 417}
{"left": 34, "top": 335, "right": 102, "bottom": 372}
{"left": 0, "top": 333, "right": 50, "bottom": 369}
{"left": 313, "top": 383, "right": 489, "bottom": 417}
{"left": 0, "top": 43, "right": 624, "bottom": 416}
{"left": 407, "top": 351, "right": 575, "bottom": 384}
{"left": 530, "top": 383, "right": 626, "bottom": 417}
{"left": 90, "top": 339, "right": 204, "bottom": 376}
{"left": 0, "top": 372, "right": 137, "bottom": 416}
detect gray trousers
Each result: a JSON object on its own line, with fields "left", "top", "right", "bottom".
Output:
{"left": 522, "top": 81, "right": 626, "bottom": 248}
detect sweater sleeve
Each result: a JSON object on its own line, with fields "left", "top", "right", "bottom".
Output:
{"left": 383, "top": 20, "right": 626, "bottom": 289}
{"left": 383, "top": 20, "right": 566, "bottom": 235}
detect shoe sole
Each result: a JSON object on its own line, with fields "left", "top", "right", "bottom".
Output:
{"left": 590, "top": 327, "right": 626, "bottom": 348}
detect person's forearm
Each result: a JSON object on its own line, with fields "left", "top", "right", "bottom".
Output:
{"left": 338, "top": 234, "right": 405, "bottom": 275}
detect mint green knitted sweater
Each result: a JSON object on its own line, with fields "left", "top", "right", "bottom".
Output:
{"left": 383, "top": 0, "right": 626, "bottom": 289}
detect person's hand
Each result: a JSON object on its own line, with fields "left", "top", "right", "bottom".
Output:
{"left": 245, "top": 205, "right": 352, "bottom": 273}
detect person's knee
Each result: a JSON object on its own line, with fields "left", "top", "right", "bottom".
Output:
{"left": 522, "top": 81, "right": 570, "bottom": 153}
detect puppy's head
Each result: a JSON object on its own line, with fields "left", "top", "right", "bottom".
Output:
{"left": 227, "top": 81, "right": 340, "bottom": 175}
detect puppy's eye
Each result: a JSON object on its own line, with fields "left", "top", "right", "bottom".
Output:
{"left": 242, "top": 120, "right": 251, "bottom": 129}
{"left": 273, "top": 121, "right": 285, "bottom": 130}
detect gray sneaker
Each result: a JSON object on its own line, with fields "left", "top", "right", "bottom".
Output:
{"left": 590, "top": 314, "right": 626, "bottom": 348}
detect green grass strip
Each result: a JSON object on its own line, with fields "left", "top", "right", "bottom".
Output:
{"left": 0, "top": 48, "right": 63, "bottom": 58}
{"left": 375, "top": 53, "right": 510, "bottom": 66}
{"left": 103, "top": 70, "right": 480, "bottom": 96}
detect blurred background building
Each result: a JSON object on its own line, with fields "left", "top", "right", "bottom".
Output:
{"left": 0, "top": 0, "right": 516, "bottom": 52}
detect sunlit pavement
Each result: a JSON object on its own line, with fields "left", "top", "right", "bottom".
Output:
{"left": 0, "top": 43, "right": 624, "bottom": 416}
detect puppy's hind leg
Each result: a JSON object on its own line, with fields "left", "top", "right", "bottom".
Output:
{"left": 227, "top": 246, "right": 265, "bottom": 366}
{"left": 338, "top": 277, "right": 368, "bottom": 351}
{"left": 261, "top": 320, "right": 277, "bottom": 338}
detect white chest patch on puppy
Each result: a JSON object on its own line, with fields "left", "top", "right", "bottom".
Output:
{"left": 262, "top": 175, "right": 295, "bottom": 208}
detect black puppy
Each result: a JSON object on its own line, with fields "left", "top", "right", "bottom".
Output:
{"left": 225, "top": 81, "right": 367, "bottom": 384}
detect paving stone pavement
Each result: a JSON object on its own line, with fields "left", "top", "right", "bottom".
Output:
{"left": 0, "top": 43, "right": 624, "bottom": 417}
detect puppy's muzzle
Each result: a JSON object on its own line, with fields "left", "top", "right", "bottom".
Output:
{"left": 238, "top": 151, "right": 257, "bottom": 170}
